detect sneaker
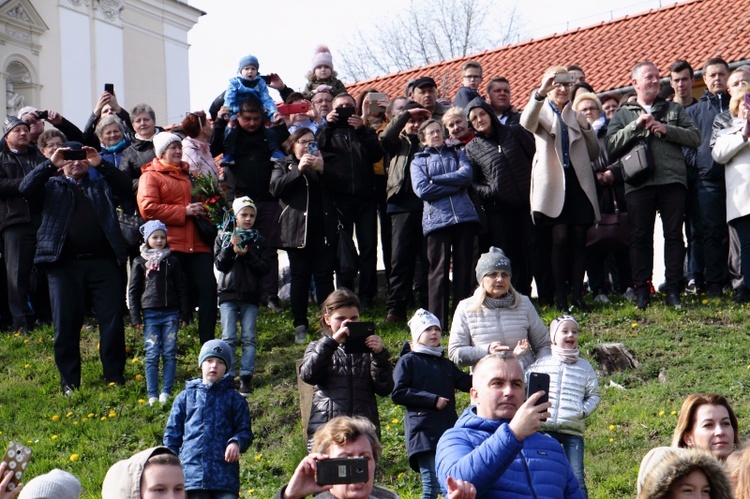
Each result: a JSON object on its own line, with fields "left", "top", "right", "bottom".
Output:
{"left": 159, "top": 393, "right": 169, "bottom": 404}
{"left": 266, "top": 297, "right": 284, "bottom": 314}
{"left": 239, "top": 375, "right": 253, "bottom": 397}
{"left": 636, "top": 288, "right": 650, "bottom": 310}
{"left": 219, "top": 155, "right": 235, "bottom": 167}
{"left": 623, "top": 287, "right": 637, "bottom": 302}
{"left": 385, "top": 313, "right": 406, "bottom": 324}
{"left": 733, "top": 288, "right": 750, "bottom": 303}
{"left": 62, "top": 385, "right": 76, "bottom": 397}
{"left": 685, "top": 278, "right": 698, "bottom": 294}
{"left": 295, "top": 325, "right": 309, "bottom": 345}
{"left": 148, "top": 397, "right": 158, "bottom": 406}
{"left": 594, "top": 293, "right": 610, "bottom": 304}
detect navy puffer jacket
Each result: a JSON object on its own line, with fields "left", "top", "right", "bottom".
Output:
{"left": 164, "top": 375, "right": 253, "bottom": 493}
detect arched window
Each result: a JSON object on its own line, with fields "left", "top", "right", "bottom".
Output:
{"left": 5, "top": 60, "right": 32, "bottom": 117}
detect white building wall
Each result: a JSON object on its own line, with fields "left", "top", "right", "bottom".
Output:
{"left": 58, "top": 4, "right": 92, "bottom": 128}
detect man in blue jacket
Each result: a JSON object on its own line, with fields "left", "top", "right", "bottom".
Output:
{"left": 436, "top": 352, "right": 583, "bottom": 498}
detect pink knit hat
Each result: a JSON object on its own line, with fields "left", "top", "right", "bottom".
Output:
{"left": 311, "top": 45, "right": 334, "bottom": 72}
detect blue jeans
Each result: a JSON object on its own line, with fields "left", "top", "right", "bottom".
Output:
{"left": 547, "top": 432, "right": 587, "bottom": 499}
{"left": 219, "top": 301, "right": 258, "bottom": 377}
{"left": 187, "top": 490, "right": 237, "bottom": 499}
{"left": 416, "top": 451, "right": 439, "bottom": 499}
{"left": 142, "top": 308, "right": 178, "bottom": 399}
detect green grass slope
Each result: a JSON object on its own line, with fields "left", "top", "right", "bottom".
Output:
{"left": 1, "top": 291, "right": 748, "bottom": 498}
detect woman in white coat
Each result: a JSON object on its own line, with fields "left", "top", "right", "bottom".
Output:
{"left": 521, "top": 66, "right": 600, "bottom": 313}
{"left": 712, "top": 84, "right": 750, "bottom": 295}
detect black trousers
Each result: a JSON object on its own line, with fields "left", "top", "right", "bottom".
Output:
{"left": 48, "top": 257, "right": 126, "bottom": 389}
{"left": 335, "top": 198, "right": 378, "bottom": 301}
{"left": 386, "top": 211, "right": 424, "bottom": 317}
{"left": 175, "top": 251, "right": 217, "bottom": 344}
{"left": 626, "top": 183, "right": 686, "bottom": 292}
{"left": 425, "top": 223, "right": 476, "bottom": 329}
{"left": 2, "top": 224, "right": 39, "bottom": 330}
{"left": 287, "top": 238, "right": 336, "bottom": 328}
{"left": 254, "top": 200, "right": 280, "bottom": 303}
{"left": 482, "top": 207, "right": 534, "bottom": 296}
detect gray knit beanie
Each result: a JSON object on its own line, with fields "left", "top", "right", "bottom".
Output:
{"left": 198, "top": 339, "right": 232, "bottom": 372}
{"left": 475, "top": 247, "right": 512, "bottom": 283}
{"left": 19, "top": 469, "right": 81, "bottom": 499}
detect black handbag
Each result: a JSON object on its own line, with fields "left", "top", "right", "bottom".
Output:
{"left": 620, "top": 139, "right": 654, "bottom": 186}
{"left": 117, "top": 209, "right": 145, "bottom": 248}
{"left": 586, "top": 194, "right": 629, "bottom": 249}
{"left": 335, "top": 219, "right": 359, "bottom": 278}
{"left": 193, "top": 216, "right": 218, "bottom": 248}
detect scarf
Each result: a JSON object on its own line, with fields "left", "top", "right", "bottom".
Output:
{"left": 220, "top": 228, "right": 260, "bottom": 250}
{"left": 551, "top": 345, "right": 580, "bottom": 364}
{"left": 103, "top": 138, "right": 128, "bottom": 153}
{"left": 483, "top": 293, "right": 516, "bottom": 309}
{"left": 139, "top": 244, "right": 171, "bottom": 277}
{"left": 411, "top": 344, "right": 444, "bottom": 357}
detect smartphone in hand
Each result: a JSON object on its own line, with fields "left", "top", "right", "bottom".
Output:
{"left": 315, "top": 457, "right": 368, "bottom": 485}
{"left": 343, "top": 322, "right": 375, "bottom": 354}
{"left": 526, "top": 372, "right": 550, "bottom": 421}
{"left": 2, "top": 442, "right": 32, "bottom": 491}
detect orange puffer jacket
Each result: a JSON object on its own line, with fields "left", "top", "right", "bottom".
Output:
{"left": 137, "top": 158, "right": 211, "bottom": 254}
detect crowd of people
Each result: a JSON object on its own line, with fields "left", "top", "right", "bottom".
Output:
{"left": 1, "top": 45, "right": 750, "bottom": 498}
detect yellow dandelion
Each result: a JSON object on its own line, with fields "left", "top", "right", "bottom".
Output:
{"left": 97, "top": 343, "right": 100, "bottom": 349}
{"left": 100, "top": 416, "right": 107, "bottom": 421}
{"left": 70, "top": 454, "right": 80, "bottom": 462}
{"left": 254, "top": 453, "right": 262, "bottom": 461}
{"left": 659, "top": 410, "right": 665, "bottom": 416}
{"left": 248, "top": 490, "right": 255, "bottom": 494}
{"left": 608, "top": 425, "right": 615, "bottom": 431}
{"left": 136, "top": 374, "right": 143, "bottom": 381}
{"left": 131, "top": 358, "right": 139, "bottom": 364}
{"left": 23, "top": 339, "right": 29, "bottom": 344}
{"left": 51, "top": 435, "right": 58, "bottom": 440}
{"left": 391, "top": 419, "right": 399, "bottom": 424}
{"left": 14, "top": 332, "right": 20, "bottom": 337}
{"left": 385, "top": 425, "right": 391, "bottom": 431}
{"left": 671, "top": 410, "right": 677, "bottom": 415}
{"left": 87, "top": 413, "right": 94, "bottom": 418}
{"left": 81, "top": 418, "right": 88, "bottom": 423}
{"left": 24, "top": 364, "right": 30, "bottom": 369}
{"left": 66, "top": 411, "right": 73, "bottom": 418}
{"left": 38, "top": 338, "right": 42, "bottom": 343}
{"left": 631, "top": 322, "right": 638, "bottom": 328}
{"left": 138, "top": 399, "right": 146, "bottom": 404}
{"left": 108, "top": 382, "right": 116, "bottom": 387}
{"left": 397, "top": 472, "right": 405, "bottom": 479}
{"left": 73, "top": 422, "right": 78, "bottom": 425}
{"left": 702, "top": 299, "right": 709, "bottom": 305}
{"left": 609, "top": 438, "right": 614, "bottom": 443}
{"left": 51, "top": 415, "right": 60, "bottom": 421}
{"left": 108, "top": 411, "right": 117, "bottom": 418}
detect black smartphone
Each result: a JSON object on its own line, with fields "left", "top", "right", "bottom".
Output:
{"left": 526, "top": 372, "right": 550, "bottom": 420}
{"left": 343, "top": 322, "right": 375, "bottom": 354}
{"left": 104, "top": 83, "right": 115, "bottom": 94}
{"left": 1, "top": 442, "right": 32, "bottom": 492}
{"left": 36, "top": 110, "right": 48, "bottom": 120}
{"left": 315, "top": 457, "right": 368, "bottom": 485}
{"left": 335, "top": 106, "right": 355, "bottom": 126}
{"left": 63, "top": 149, "right": 87, "bottom": 161}
{"left": 260, "top": 75, "right": 272, "bottom": 84}
{"left": 307, "top": 141, "right": 319, "bottom": 157}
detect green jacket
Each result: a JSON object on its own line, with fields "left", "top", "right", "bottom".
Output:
{"left": 605, "top": 98, "right": 700, "bottom": 194}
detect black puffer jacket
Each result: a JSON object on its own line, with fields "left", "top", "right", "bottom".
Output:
{"left": 0, "top": 144, "right": 45, "bottom": 232}
{"left": 684, "top": 90, "right": 730, "bottom": 183}
{"left": 463, "top": 98, "right": 535, "bottom": 208}
{"left": 214, "top": 232, "right": 272, "bottom": 305}
{"left": 299, "top": 335, "right": 393, "bottom": 440}
{"left": 128, "top": 253, "right": 190, "bottom": 325}
{"left": 317, "top": 123, "right": 383, "bottom": 199}
{"left": 119, "top": 130, "right": 164, "bottom": 194}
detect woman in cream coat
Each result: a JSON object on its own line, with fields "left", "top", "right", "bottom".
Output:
{"left": 521, "top": 66, "right": 600, "bottom": 312}
{"left": 712, "top": 84, "right": 750, "bottom": 295}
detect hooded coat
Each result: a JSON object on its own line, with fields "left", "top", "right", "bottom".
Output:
{"left": 637, "top": 450, "right": 733, "bottom": 499}
{"left": 463, "top": 98, "right": 535, "bottom": 209}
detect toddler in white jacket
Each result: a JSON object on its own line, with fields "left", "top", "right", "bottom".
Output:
{"left": 529, "top": 315, "right": 600, "bottom": 499}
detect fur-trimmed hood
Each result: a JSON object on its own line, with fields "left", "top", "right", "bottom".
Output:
{"left": 637, "top": 448, "right": 733, "bottom": 499}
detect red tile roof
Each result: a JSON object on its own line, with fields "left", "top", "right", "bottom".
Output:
{"left": 346, "top": 0, "right": 750, "bottom": 108}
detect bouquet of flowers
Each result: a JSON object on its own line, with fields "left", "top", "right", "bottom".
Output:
{"left": 190, "top": 173, "right": 227, "bottom": 226}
